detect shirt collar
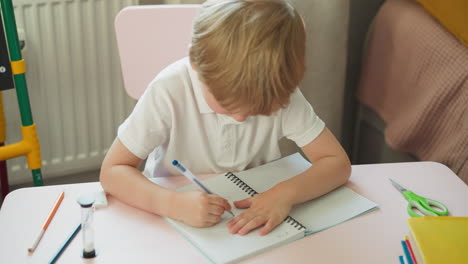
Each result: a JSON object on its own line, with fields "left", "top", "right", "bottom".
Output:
{"left": 187, "top": 63, "right": 214, "bottom": 114}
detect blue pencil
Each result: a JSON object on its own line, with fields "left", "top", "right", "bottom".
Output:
{"left": 399, "top": 255, "right": 406, "bottom": 264}
{"left": 401, "top": 240, "right": 414, "bottom": 264}
{"left": 49, "top": 223, "right": 81, "bottom": 264}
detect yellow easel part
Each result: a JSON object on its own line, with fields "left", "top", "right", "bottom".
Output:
{"left": 11, "top": 59, "right": 26, "bottom": 75}
{"left": 0, "top": 141, "right": 30, "bottom": 160}
{"left": 0, "top": 124, "right": 42, "bottom": 169}
{"left": 22, "top": 124, "right": 42, "bottom": 169}
{"left": 0, "top": 92, "right": 5, "bottom": 142}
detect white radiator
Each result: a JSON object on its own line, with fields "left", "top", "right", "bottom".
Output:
{"left": 5, "top": 0, "right": 138, "bottom": 185}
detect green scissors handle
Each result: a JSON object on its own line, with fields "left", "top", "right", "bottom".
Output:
{"left": 402, "top": 191, "right": 449, "bottom": 217}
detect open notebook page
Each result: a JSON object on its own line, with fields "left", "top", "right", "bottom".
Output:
{"left": 165, "top": 173, "right": 305, "bottom": 264}
{"left": 234, "top": 153, "right": 379, "bottom": 234}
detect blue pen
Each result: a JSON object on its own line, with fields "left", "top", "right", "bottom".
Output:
{"left": 172, "top": 160, "right": 234, "bottom": 217}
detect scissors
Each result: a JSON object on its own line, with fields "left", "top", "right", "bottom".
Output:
{"left": 389, "top": 178, "right": 449, "bottom": 217}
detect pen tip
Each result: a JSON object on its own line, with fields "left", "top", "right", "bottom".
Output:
{"left": 172, "top": 160, "right": 178, "bottom": 165}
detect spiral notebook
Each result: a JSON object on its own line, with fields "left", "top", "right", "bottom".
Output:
{"left": 164, "top": 153, "right": 378, "bottom": 264}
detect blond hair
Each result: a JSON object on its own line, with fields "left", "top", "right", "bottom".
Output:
{"left": 189, "top": 0, "right": 306, "bottom": 115}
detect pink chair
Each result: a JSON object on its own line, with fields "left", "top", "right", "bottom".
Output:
{"left": 115, "top": 5, "right": 200, "bottom": 100}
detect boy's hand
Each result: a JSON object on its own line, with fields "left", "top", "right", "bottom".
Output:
{"left": 170, "top": 191, "right": 231, "bottom": 228}
{"left": 227, "top": 187, "right": 292, "bottom": 236}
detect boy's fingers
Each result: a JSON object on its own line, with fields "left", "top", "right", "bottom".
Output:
{"left": 229, "top": 217, "right": 248, "bottom": 234}
{"left": 208, "top": 194, "right": 229, "bottom": 207}
{"left": 208, "top": 205, "right": 225, "bottom": 216}
{"left": 205, "top": 214, "right": 221, "bottom": 224}
{"left": 238, "top": 216, "right": 265, "bottom": 236}
{"left": 224, "top": 200, "right": 232, "bottom": 211}
{"left": 234, "top": 198, "right": 251, "bottom": 209}
{"left": 259, "top": 219, "right": 276, "bottom": 236}
{"left": 227, "top": 215, "right": 241, "bottom": 227}
{"left": 207, "top": 195, "right": 231, "bottom": 211}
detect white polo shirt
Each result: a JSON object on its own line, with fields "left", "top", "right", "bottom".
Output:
{"left": 118, "top": 57, "right": 325, "bottom": 177}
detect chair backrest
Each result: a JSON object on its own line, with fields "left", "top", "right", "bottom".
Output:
{"left": 115, "top": 5, "right": 200, "bottom": 99}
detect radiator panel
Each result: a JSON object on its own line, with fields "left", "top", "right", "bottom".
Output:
{"left": 5, "top": 0, "right": 138, "bottom": 185}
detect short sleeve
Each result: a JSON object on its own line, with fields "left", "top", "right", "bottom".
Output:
{"left": 281, "top": 89, "right": 325, "bottom": 147}
{"left": 117, "top": 79, "right": 172, "bottom": 159}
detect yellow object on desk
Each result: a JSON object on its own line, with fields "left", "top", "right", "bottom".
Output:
{"left": 407, "top": 216, "right": 468, "bottom": 264}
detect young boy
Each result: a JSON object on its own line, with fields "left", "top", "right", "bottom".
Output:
{"left": 100, "top": 0, "right": 351, "bottom": 236}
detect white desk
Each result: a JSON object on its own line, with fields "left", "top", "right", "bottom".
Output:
{"left": 1, "top": 162, "right": 467, "bottom": 263}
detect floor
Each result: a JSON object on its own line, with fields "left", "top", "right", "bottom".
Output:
{"left": 0, "top": 170, "right": 100, "bottom": 207}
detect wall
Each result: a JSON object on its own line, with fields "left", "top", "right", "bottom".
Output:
{"left": 341, "top": 0, "right": 385, "bottom": 154}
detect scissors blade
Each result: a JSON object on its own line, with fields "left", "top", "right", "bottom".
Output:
{"left": 389, "top": 178, "right": 407, "bottom": 192}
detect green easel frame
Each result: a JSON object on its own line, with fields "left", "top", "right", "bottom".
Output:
{"left": 0, "top": 0, "right": 43, "bottom": 194}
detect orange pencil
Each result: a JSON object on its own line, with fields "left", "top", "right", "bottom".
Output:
{"left": 28, "top": 191, "right": 65, "bottom": 253}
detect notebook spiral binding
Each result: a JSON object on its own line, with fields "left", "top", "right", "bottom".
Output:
{"left": 284, "top": 216, "right": 306, "bottom": 230}
{"left": 224, "top": 172, "right": 306, "bottom": 231}
{"left": 225, "top": 172, "right": 258, "bottom": 196}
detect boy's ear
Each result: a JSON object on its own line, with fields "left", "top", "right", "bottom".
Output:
{"left": 190, "top": 62, "right": 197, "bottom": 72}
